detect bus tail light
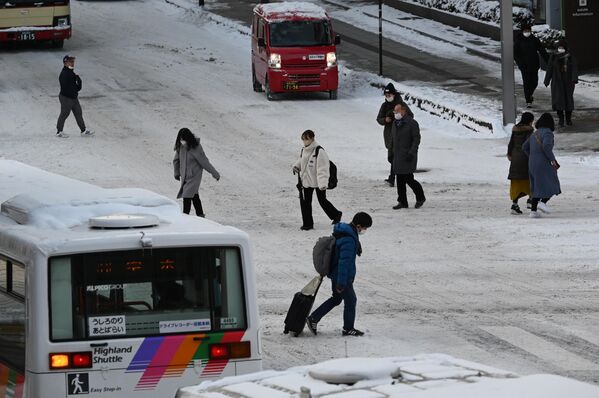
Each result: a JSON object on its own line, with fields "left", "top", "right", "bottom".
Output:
{"left": 209, "top": 341, "right": 251, "bottom": 360}
{"left": 50, "top": 352, "right": 93, "bottom": 370}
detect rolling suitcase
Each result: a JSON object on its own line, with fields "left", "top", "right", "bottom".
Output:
{"left": 284, "top": 276, "right": 323, "bottom": 337}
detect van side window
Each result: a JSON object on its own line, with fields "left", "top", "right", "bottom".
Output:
{"left": 258, "top": 18, "right": 265, "bottom": 40}
{"left": 252, "top": 15, "right": 257, "bottom": 36}
{"left": 0, "top": 257, "right": 26, "bottom": 371}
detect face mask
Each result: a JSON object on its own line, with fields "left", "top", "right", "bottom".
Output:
{"left": 302, "top": 139, "right": 312, "bottom": 147}
{"left": 67, "top": 66, "right": 74, "bottom": 70}
{"left": 359, "top": 230, "right": 366, "bottom": 235}
{"left": 523, "top": 31, "right": 531, "bottom": 38}
{"left": 394, "top": 113, "right": 403, "bottom": 120}
{"left": 180, "top": 140, "right": 187, "bottom": 146}
{"left": 557, "top": 48, "right": 566, "bottom": 54}
{"left": 385, "top": 95, "right": 394, "bottom": 102}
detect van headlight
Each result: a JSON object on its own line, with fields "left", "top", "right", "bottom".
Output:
{"left": 268, "top": 53, "right": 281, "bottom": 69}
{"left": 326, "top": 52, "right": 337, "bottom": 67}
{"left": 57, "top": 17, "right": 69, "bottom": 27}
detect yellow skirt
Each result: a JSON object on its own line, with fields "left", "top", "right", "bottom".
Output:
{"left": 510, "top": 179, "right": 530, "bottom": 201}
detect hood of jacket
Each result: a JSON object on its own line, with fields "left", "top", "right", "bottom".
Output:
{"left": 334, "top": 222, "right": 358, "bottom": 241}
{"left": 512, "top": 124, "right": 533, "bottom": 135}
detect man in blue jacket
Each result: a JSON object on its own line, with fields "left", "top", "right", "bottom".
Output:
{"left": 307, "top": 212, "right": 373, "bottom": 336}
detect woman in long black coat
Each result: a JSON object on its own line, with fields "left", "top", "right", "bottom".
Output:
{"left": 544, "top": 40, "right": 578, "bottom": 127}
{"left": 507, "top": 112, "right": 534, "bottom": 214}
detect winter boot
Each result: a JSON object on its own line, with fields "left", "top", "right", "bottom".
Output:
{"left": 511, "top": 203, "right": 522, "bottom": 215}
{"left": 557, "top": 111, "right": 565, "bottom": 127}
{"left": 565, "top": 111, "right": 573, "bottom": 126}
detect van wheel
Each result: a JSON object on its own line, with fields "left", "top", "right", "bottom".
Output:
{"left": 252, "top": 65, "right": 263, "bottom": 92}
{"left": 265, "top": 77, "right": 274, "bottom": 101}
{"left": 51, "top": 39, "right": 64, "bottom": 49}
{"left": 329, "top": 90, "right": 338, "bottom": 100}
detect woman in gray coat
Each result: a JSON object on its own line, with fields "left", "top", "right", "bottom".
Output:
{"left": 173, "top": 128, "right": 220, "bottom": 217}
{"left": 544, "top": 40, "right": 578, "bottom": 127}
{"left": 522, "top": 113, "right": 561, "bottom": 218}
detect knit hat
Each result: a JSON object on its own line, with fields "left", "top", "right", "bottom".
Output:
{"left": 383, "top": 83, "right": 397, "bottom": 95}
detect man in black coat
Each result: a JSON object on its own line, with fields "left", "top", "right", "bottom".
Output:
{"left": 514, "top": 25, "right": 548, "bottom": 107}
{"left": 376, "top": 83, "right": 404, "bottom": 187}
{"left": 391, "top": 103, "right": 425, "bottom": 209}
{"left": 56, "top": 55, "right": 93, "bottom": 138}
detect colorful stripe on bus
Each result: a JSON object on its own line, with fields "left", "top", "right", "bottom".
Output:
{"left": 127, "top": 331, "right": 244, "bottom": 391}
{"left": 0, "top": 362, "right": 24, "bottom": 398}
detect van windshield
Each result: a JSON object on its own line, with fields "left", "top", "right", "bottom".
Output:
{"left": 269, "top": 20, "right": 331, "bottom": 47}
{"left": 49, "top": 247, "right": 247, "bottom": 341}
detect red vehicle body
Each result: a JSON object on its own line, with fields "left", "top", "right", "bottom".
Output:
{"left": 251, "top": 2, "right": 340, "bottom": 100}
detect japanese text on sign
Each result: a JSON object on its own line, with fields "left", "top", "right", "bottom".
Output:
{"left": 88, "top": 315, "right": 127, "bottom": 337}
{"left": 159, "top": 318, "right": 211, "bottom": 333}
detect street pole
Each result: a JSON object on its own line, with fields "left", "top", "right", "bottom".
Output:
{"left": 500, "top": 0, "right": 516, "bottom": 125}
{"left": 378, "top": 0, "right": 383, "bottom": 76}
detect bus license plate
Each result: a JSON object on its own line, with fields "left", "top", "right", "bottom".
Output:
{"left": 284, "top": 81, "right": 299, "bottom": 90}
{"left": 19, "top": 32, "right": 36, "bottom": 41}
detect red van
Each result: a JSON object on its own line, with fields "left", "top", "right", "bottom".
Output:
{"left": 251, "top": 2, "right": 340, "bottom": 100}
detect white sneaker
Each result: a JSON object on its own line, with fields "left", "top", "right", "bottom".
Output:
{"left": 529, "top": 211, "right": 541, "bottom": 218}
{"left": 56, "top": 131, "right": 69, "bottom": 138}
{"left": 537, "top": 202, "right": 552, "bottom": 213}
{"left": 81, "top": 130, "right": 94, "bottom": 136}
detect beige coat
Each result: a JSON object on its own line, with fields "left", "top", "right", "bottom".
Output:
{"left": 293, "top": 141, "right": 330, "bottom": 189}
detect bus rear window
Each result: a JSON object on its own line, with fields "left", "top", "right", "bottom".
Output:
{"left": 49, "top": 247, "right": 246, "bottom": 341}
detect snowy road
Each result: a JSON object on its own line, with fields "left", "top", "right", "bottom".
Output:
{"left": 1, "top": 0, "right": 599, "bottom": 385}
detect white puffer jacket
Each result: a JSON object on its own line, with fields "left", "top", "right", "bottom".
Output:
{"left": 293, "top": 141, "right": 330, "bottom": 189}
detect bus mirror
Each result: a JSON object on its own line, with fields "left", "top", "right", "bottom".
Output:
{"left": 334, "top": 35, "right": 341, "bottom": 45}
{"left": 258, "top": 38, "right": 266, "bottom": 48}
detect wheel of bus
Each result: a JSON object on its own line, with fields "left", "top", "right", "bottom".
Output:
{"left": 265, "top": 77, "right": 275, "bottom": 101}
{"left": 252, "top": 65, "right": 263, "bottom": 92}
{"left": 329, "top": 90, "right": 338, "bottom": 100}
{"left": 51, "top": 39, "right": 64, "bottom": 49}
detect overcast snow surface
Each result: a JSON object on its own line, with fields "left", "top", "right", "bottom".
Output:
{"left": 1, "top": 0, "right": 599, "bottom": 389}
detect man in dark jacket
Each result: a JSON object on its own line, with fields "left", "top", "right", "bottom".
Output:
{"left": 56, "top": 55, "right": 93, "bottom": 138}
{"left": 376, "top": 83, "right": 404, "bottom": 187}
{"left": 514, "top": 25, "right": 548, "bottom": 107}
{"left": 391, "top": 103, "right": 425, "bottom": 209}
{"left": 306, "top": 212, "right": 372, "bottom": 337}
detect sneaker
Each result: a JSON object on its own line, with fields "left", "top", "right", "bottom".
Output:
{"left": 384, "top": 178, "right": 395, "bottom": 187}
{"left": 81, "top": 130, "right": 94, "bottom": 136}
{"left": 306, "top": 317, "right": 318, "bottom": 335}
{"left": 332, "top": 212, "right": 342, "bottom": 225}
{"left": 392, "top": 203, "right": 408, "bottom": 210}
{"left": 537, "top": 202, "right": 552, "bottom": 213}
{"left": 529, "top": 211, "right": 541, "bottom": 218}
{"left": 526, "top": 199, "right": 532, "bottom": 209}
{"left": 300, "top": 225, "right": 314, "bottom": 231}
{"left": 511, "top": 204, "right": 522, "bottom": 215}
{"left": 56, "top": 131, "right": 69, "bottom": 138}
{"left": 415, "top": 199, "right": 426, "bottom": 209}
{"left": 342, "top": 328, "right": 364, "bottom": 337}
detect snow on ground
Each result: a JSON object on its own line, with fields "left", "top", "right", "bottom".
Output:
{"left": 1, "top": 0, "right": 599, "bottom": 385}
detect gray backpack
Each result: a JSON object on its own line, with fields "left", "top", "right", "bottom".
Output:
{"left": 312, "top": 233, "right": 346, "bottom": 276}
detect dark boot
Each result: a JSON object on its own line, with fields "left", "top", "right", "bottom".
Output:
{"left": 557, "top": 110, "right": 565, "bottom": 127}
{"left": 565, "top": 111, "right": 573, "bottom": 126}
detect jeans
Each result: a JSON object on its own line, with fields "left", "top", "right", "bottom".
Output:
{"left": 310, "top": 283, "right": 357, "bottom": 330}
{"left": 183, "top": 194, "right": 204, "bottom": 216}
{"left": 56, "top": 94, "right": 86, "bottom": 132}
{"left": 396, "top": 174, "right": 425, "bottom": 206}
{"left": 300, "top": 187, "right": 341, "bottom": 228}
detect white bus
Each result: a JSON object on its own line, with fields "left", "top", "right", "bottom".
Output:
{"left": 0, "top": 160, "right": 261, "bottom": 398}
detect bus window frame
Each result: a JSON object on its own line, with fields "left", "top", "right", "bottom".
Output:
{"left": 47, "top": 245, "right": 249, "bottom": 343}
{"left": 0, "top": 254, "right": 26, "bottom": 372}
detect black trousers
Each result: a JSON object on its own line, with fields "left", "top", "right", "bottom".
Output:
{"left": 396, "top": 174, "right": 425, "bottom": 206}
{"left": 183, "top": 194, "right": 204, "bottom": 216}
{"left": 387, "top": 150, "right": 395, "bottom": 180}
{"left": 520, "top": 68, "right": 538, "bottom": 103}
{"left": 300, "top": 187, "right": 341, "bottom": 228}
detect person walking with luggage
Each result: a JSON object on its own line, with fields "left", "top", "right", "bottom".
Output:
{"left": 507, "top": 112, "right": 534, "bottom": 215}
{"left": 544, "top": 40, "right": 578, "bottom": 127}
{"left": 376, "top": 83, "right": 404, "bottom": 186}
{"left": 173, "top": 128, "right": 220, "bottom": 217}
{"left": 56, "top": 55, "right": 93, "bottom": 138}
{"left": 391, "top": 103, "right": 426, "bottom": 209}
{"left": 293, "top": 129, "right": 342, "bottom": 231}
{"left": 307, "top": 212, "right": 373, "bottom": 337}
{"left": 514, "top": 24, "right": 548, "bottom": 108}
{"left": 522, "top": 113, "right": 561, "bottom": 218}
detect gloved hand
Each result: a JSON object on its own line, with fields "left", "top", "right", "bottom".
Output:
{"left": 292, "top": 166, "right": 300, "bottom": 174}
{"left": 406, "top": 153, "right": 414, "bottom": 162}
{"left": 175, "top": 175, "right": 180, "bottom": 181}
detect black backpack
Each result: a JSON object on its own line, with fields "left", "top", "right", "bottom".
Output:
{"left": 315, "top": 146, "right": 338, "bottom": 190}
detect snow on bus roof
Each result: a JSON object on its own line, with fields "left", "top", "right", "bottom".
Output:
{"left": 177, "top": 354, "right": 599, "bottom": 398}
{"left": 0, "top": 159, "right": 178, "bottom": 229}
{"left": 256, "top": 2, "right": 328, "bottom": 22}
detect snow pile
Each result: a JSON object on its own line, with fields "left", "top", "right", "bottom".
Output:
{"left": 258, "top": 2, "right": 328, "bottom": 21}
{"left": 176, "top": 354, "right": 599, "bottom": 397}
{"left": 532, "top": 24, "right": 565, "bottom": 48}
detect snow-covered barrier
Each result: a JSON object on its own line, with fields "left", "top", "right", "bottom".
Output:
{"left": 175, "top": 354, "right": 599, "bottom": 398}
